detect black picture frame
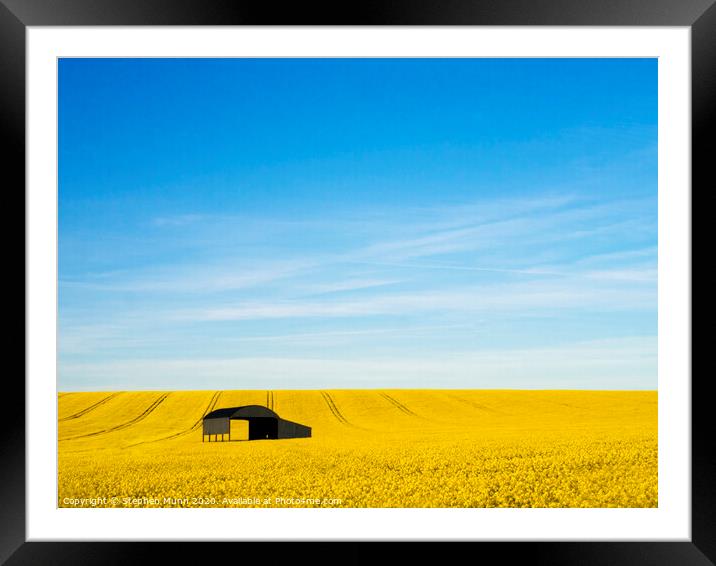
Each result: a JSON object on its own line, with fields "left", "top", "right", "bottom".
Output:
{"left": 6, "top": 1, "right": 708, "bottom": 564}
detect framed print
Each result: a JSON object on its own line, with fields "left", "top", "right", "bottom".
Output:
{"left": 7, "top": 1, "right": 710, "bottom": 564}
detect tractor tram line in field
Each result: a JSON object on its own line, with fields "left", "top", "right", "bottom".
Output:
{"left": 444, "top": 393, "right": 500, "bottom": 414}
{"left": 124, "top": 390, "right": 223, "bottom": 448}
{"left": 181, "top": 390, "right": 223, "bottom": 435}
{"left": 318, "top": 391, "right": 360, "bottom": 429}
{"left": 379, "top": 392, "right": 421, "bottom": 418}
{"left": 58, "top": 392, "right": 121, "bottom": 422}
{"left": 60, "top": 393, "right": 170, "bottom": 441}
{"left": 319, "top": 392, "right": 373, "bottom": 432}
{"left": 266, "top": 390, "right": 275, "bottom": 411}
{"left": 378, "top": 392, "right": 449, "bottom": 425}
{"left": 320, "top": 391, "right": 349, "bottom": 425}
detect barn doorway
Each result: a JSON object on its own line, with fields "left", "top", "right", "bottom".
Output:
{"left": 229, "top": 419, "right": 249, "bottom": 441}
{"left": 247, "top": 417, "right": 278, "bottom": 440}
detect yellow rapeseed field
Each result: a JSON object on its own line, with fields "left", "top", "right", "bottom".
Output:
{"left": 58, "top": 390, "right": 657, "bottom": 508}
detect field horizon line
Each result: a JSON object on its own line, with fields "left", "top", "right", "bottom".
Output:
{"left": 57, "top": 387, "right": 658, "bottom": 393}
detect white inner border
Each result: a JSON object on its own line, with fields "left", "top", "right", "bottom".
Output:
{"left": 26, "top": 27, "right": 691, "bottom": 541}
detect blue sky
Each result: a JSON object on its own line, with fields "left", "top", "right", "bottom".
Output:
{"left": 58, "top": 58, "right": 657, "bottom": 391}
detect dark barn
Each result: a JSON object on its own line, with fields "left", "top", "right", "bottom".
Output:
{"left": 202, "top": 405, "right": 311, "bottom": 442}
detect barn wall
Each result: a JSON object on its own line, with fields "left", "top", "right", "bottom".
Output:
{"left": 203, "top": 418, "right": 230, "bottom": 435}
{"left": 277, "top": 419, "right": 312, "bottom": 438}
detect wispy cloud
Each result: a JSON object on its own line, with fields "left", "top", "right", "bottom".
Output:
{"left": 59, "top": 336, "right": 657, "bottom": 390}
{"left": 339, "top": 195, "right": 655, "bottom": 265}
{"left": 60, "top": 259, "right": 312, "bottom": 294}
{"left": 581, "top": 267, "right": 656, "bottom": 282}
{"left": 344, "top": 260, "right": 566, "bottom": 276}
{"left": 61, "top": 193, "right": 656, "bottom": 298}
{"left": 299, "top": 278, "right": 403, "bottom": 295}
{"left": 60, "top": 191, "right": 657, "bottom": 389}
{"left": 178, "top": 276, "right": 655, "bottom": 322}
{"left": 218, "top": 324, "right": 474, "bottom": 343}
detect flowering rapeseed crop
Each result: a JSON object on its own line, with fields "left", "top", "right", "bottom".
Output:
{"left": 58, "top": 390, "right": 657, "bottom": 508}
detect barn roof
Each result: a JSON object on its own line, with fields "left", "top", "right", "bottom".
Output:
{"left": 203, "top": 405, "right": 279, "bottom": 420}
